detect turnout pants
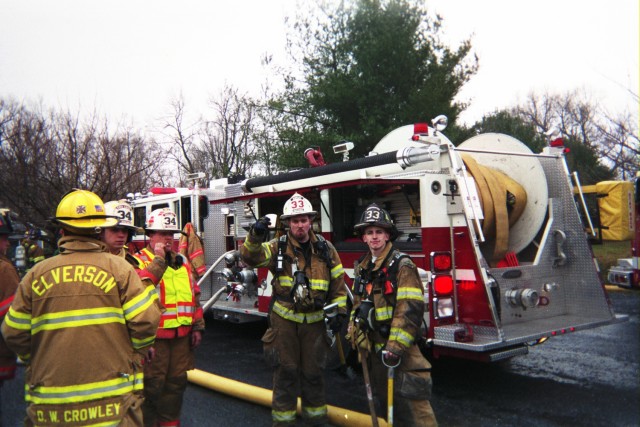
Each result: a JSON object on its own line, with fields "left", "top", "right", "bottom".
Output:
{"left": 143, "top": 335, "right": 194, "bottom": 427}
{"left": 262, "top": 313, "right": 330, "bottom": 426}
{"left": 370, "top": 344, "right": 438, "bottom": 427}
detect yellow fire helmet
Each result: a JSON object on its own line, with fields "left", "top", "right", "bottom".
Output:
{"left": 52, "top": 189, "right": 118, "bottom": 232}
{"left": 104, "top": 200, "right": 143, "bottom": 232}
{"left": 280, "top": 193, "right": 317, "bottom": 220}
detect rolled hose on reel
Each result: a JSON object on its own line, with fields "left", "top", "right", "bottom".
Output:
{"left": 458, "top": 133, "right": 549, "bottom": 265}
{"left": 462, "top": 154, "right": 527, "bottom": 263}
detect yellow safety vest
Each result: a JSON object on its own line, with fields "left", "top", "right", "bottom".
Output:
{"left": 135, "top": 248, "right": 195, "bottom": 330}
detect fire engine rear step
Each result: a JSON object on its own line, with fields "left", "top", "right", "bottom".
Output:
{"left": 433, "top": 313, "right": 628, "bottom": 354}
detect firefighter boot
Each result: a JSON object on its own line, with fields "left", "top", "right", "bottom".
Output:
{"left": 156, "top": 373, "right": 188, "bottom": 426}
{"left": 142, "top": 377, "right": 164, "bottom": 427}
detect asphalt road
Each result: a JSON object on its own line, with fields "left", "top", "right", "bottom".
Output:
{"left": 2, "top": 286, "right": 638, "bottom": 427}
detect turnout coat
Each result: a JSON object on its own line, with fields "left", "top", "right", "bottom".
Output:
{"left": 1, "top": 236, "right": 160, "bottom": 426}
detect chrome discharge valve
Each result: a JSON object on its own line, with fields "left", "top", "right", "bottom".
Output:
{"left": 505, "top": 288, "right": 540, "bottom": 308}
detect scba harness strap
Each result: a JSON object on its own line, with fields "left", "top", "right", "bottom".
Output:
{"left": 275, "top": 234, "right": 333, "bottom": 276}
{"left": 383, "top": 250, "right": 410, "bottom": 293}
{"left": 356, "top": 249, "right": 410, "bottom": 298}
{"left": 354, "top": 249, "right": 411, "bottom": 336}
{"left": 273, "top": 234, "right": 335, "bottom": 312}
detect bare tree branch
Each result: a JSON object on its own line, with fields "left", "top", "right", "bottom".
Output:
{"left": 0, "top": 98, "right": 164, "bottom": 226}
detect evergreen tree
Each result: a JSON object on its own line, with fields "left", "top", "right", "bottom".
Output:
{"left": 265, "top": 0, "right": 478, "bottom": 170}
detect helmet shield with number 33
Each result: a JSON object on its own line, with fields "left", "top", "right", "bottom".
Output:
{"left": 354, "top": 203, "right": 399, "bottom": 241}
{"left": 280, "top": 193, "right": 317, "bottom": 220}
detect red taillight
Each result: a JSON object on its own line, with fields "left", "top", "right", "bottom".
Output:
{"left": 430, "top": 251, "right": 455, "bottom": 317}
{"left": 434, "top": 275, "right": 453, "bottom": 295}
{"left": 432, "top": 253, "right": 451, "bottom": 271}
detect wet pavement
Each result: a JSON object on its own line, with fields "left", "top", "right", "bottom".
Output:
{"left": 2, "top": 286, "right": 638, "bottom": 426}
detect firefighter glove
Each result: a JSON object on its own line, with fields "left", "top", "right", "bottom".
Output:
{"left": 251, "top": 216, "right": 271, "bottom": 236}
{"left": 382, "top": 349, "right": 401, "bottom": 368}
{"left": 328, "top": 313, "right": 347, "bottom": 334}
{"left": 354, "top": 300, "right": 375, "bottom": 331}
{"left": 349, "top": 327, "right": 371, "bottom": 352}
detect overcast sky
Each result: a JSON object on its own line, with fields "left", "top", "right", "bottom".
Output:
{"left": 0, "top": 0, "right": 637, "bottom": 130}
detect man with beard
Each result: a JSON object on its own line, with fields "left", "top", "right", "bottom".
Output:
{"left": 240, "top": 193, "right": 347, "bottom": 426}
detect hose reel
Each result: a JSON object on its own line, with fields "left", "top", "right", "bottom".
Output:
{"left": 458, "top": 133, "right": 549, "bottom": 264}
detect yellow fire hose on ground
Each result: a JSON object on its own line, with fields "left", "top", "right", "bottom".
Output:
{"left": 187, "top": 369, "right": 387, "bottom": 427}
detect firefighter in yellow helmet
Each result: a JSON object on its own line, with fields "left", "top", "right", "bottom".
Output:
{"left": 240, "top": 193, "right": 348, "bottom": 426}
{"left": 1, "top": 189, "right": 161, "bottom": 427}
{"left": 0, "top": 211, "right": 20, "bottom": 418}
{"left": 349, "top": 203, "right": 437, "bottom": 427}
{"left": 132, "top": 208, "right": 204, "bottom": 427}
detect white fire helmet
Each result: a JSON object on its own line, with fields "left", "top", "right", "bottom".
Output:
{"left": 104, "top": 200, "right": 143, "bottom": 232}
{"left": 145, "top": 208, "right": 181, "bottom": 233}
{"left": 280, "top": 193, "right": 317, "bottom": 220}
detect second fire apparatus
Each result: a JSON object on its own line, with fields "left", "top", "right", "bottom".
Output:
{"left": 128, "top": 117, "right": 625, "bottom": 362}
{"left": 605, "top": 176, "right": 640, "bottom": 288}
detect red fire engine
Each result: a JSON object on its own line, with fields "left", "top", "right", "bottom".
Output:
{"left": 128, "top": 118, "right": 626, "bottom": 362}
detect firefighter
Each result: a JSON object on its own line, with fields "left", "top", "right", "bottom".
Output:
{"left": 100, "top": 200, "right": 163, "bottom": 367}
{"left": 101, "top": 199, "right": 171, "bottom": 301}
{"left": 1, "top": 189, "right": 161, "bottom": 427}
{"left": 133, "top": 207, "right": 205, "bottom": 427}
{"left": 240, "top": 192, "right": 348, "bottom": 426}
{"left": 0, "top": 211, "right": 20, "bottom": 422}
{"left": 349, "top": 203, "right": 437, "bottom": 427}
{"left": 101, "top": 199, "right": 145, "bottom": 262}
{"left": 21, "top": 228, "right": 45, "bottom": 269}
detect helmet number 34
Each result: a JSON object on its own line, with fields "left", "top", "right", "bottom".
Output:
{"left": 116, "top": 209, "right": 132, "bottom": 221}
